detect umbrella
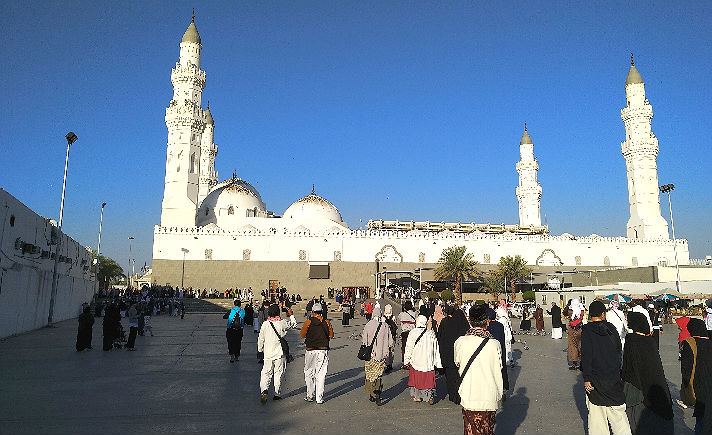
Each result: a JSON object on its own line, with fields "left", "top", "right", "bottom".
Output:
{"left": 654, "top": 293, "right": 679, "bottom": 302}
{"left": 605, "top": 293, "right": 632, "bottom": 303}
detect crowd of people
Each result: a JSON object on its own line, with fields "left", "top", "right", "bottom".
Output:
{"left": 76, "top": 285, "right": 712, "bottom": 435}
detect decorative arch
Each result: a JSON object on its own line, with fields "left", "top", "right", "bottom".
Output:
{"left": 375, "top": 245, "right": 403, "bottom": 263}
{"left": 536, "top": 249, "right": 562, "bottom": 266}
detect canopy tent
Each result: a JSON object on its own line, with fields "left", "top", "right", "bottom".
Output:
{"left": 654, "top": 293, "right": 680, "bottom": 302}
{"left": 605, "top": 293, "right": 632, "bottom": 303}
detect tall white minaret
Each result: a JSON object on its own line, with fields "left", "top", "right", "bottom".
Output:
{"left": 198, "top": 101, "right": 218, "bottom": 206}
{"left": 620, "top": 55, "right": 669, "bottom": 239}
{"left": 160, "top": 13, "right": 208, "bottom": 227}
{"left": 516, "top": 123, "right": 542, "bottom": 227}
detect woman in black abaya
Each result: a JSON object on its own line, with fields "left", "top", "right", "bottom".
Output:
{"left": 436, "top": 305, "right": 470, "bottom": 403}
{"left": 622, "top": 311, "right": 674, "bottom": 435}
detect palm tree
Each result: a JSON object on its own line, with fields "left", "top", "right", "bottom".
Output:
{"left": 496, "top": 255, "right": 532, "bottom": 303}
{"left": 434, "top": 246, "right": 480, "bottom": 307}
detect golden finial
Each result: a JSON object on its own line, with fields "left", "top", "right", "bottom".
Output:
{"left": 312, "top": 184, "right": 315, "bottom": 195}
{"left": 192, "top": 9, "right": 195, "bottom": 23}
{"left": 630, "top": 53, "right": 634, "bottom": 66}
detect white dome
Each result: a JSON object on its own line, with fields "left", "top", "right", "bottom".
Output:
{"left": 284, "top": 191, "right": 343, "bottom": 223}
{"left": 198, "top": 177, "right": 266, "bottom": 227}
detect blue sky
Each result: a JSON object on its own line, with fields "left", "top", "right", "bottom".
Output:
{"left": 2, "top": 1, "right": 710, "bottom": 274}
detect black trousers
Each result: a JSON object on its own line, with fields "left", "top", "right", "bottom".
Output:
{"left": 127, "top": 326, "right": 138, "bottom": 349}
{"left": 226, "top": 328, "right": 243, "bottom": 357}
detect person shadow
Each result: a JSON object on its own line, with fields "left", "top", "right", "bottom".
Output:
{"left": 495, "top": 387, "right": 529, "bottom": 434}
{"left": 573, "top": 375, "right": 588, "bottom": 433}
{"left": 281, "top": 366, "right": 364, "bottom": 400}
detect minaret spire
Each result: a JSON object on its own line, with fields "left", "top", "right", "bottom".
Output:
{"left": 312, "top": 184, "right": 315, "bottom": 195}
{"left": 192, "top": 9, "right": 195, "bottom": 23}
{"left": 630, "top": 52, "right": 634, "bottom": 66}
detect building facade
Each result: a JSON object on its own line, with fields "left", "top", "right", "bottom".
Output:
{"left": 151, "top": 18, "right": 688, "bottom": 295}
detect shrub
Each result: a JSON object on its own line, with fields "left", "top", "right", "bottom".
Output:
{"left": 441, "top": 289, "right": 454, "bottom": 301}
{"left": 522, "top": 290, "right": 536, "bottom": 301}
{"left": 476, "top": 299, "right": 486, "bottom": 305}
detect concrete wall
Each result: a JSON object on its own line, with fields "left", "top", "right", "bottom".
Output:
{"left": 151, "top": 258, "right": 444, "bottom": 297}
{"left": 0, "top": 188, "right": 95, "bottom": 338}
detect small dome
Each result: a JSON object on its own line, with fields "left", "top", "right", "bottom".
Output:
{"left": 626, "top": 65, "right": 643, "bottom": 85}
{"left": 182, "top": 18, "right": 201, "bottom": 44}
{"left": 197, "top": 176, "right": 266, "bottom": 227}
{"left": 205, "top": 107, "right": 213, "bottom": 125}
{"left": 284, "top": 189, "right": 343, "bottom": 223}
{"left": 520, "top": 130, "right": 532, "bottom": 145}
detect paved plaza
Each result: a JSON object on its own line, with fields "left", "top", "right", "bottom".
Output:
{"left": 0, "top": 301, "right": 697, "bottom": 434}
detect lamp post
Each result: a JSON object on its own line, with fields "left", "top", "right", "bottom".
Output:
{"left": 181, "top": 248, "right": 189, "bottom": 288}
{"left": 94, "top": 202, "right": 106, "bottom": 295}
{"left": 48, "top": 131, "right": 78, "bottom": 325}
{"left": 128, "top": 236, "right": 134, "bottom": 289}
{"left": 659, "top": 183, "right": 681, "bottom": 293}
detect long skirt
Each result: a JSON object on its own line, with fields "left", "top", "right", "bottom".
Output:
{"left": 520, "top": 319, "right": 531, "bottom": 331}
{"left": 567, "top": 324, "right": 582, "bottom": 362}
{"left": 409, "top": 367, "right": 436, "bottom": 400}
{"left": 444, "top": 366, "right": 461, "bottom": 403}
{"left": 462, "top": 409, "right": 496, "bottom": 435}
{"left": 364, "top": 359, "right": 386, "bottom": 399}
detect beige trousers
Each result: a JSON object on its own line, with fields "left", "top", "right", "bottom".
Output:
{"left": 586, "top": 397, "right": 632, "bottom": 435}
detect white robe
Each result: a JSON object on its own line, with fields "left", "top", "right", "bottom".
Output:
{"left": 496, "top": 307, "right": 513, "bottom": 364}
{"left": 403, "top": 326, "right": 442, "bottom": 373}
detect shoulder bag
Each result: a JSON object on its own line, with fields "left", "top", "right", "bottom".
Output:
{"left": 358, "top": 322, "right": 382, "bottom": 361}
{"left": 680, "top": 337, "right": 698, "bottom": 406}
{"left": 269, "top": 321, "right": 294, "bottom": 363}
{"left": 452, "top": 338, "right": 490, "bottom": 405}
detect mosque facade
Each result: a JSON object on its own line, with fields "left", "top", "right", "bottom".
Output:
{"left": 151, "top": 17, "right": 688, "bottom": 294}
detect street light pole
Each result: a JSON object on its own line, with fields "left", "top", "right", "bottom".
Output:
{"left": 48, "top": 132, "right": 78, "bottom": 325}
{"left": 181, "top": 248, "right": 189, "bottom": 288}
{"left": 128, "top": 236, "right": 134, "bottom": 289}
{"left": 94, "top": 202, "right": 106, "bottom": 296}
{"left": 659, "top": 184, "right": 681, "bottom": 293}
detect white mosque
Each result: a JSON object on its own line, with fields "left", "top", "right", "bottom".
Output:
{"left": 151, "top": 16, "right": 688, "bottom": 294}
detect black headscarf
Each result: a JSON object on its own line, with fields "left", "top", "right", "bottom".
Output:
{"left": 688, "top": 318, "right": 708, "bottom": 337}
{"left": 622, "top": 312, "right": 673, "bottom": 420}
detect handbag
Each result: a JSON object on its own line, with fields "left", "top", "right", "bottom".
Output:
{"left": 269, "top": 321, "right": 294, "bottom": 363}
{"left": 358, "top": 322, "right": 382, "bottom": 361}
{"left": 452, "top": 338, "right": 490, "bottom": 405}
{"left": 680, "top": 337, "right": 698, "bottom": 406}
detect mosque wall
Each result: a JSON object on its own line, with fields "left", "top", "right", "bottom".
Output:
{"left": 0, "top": 189, "right": 95, "bottom": 338}
{"left": 152, "top": 226, "right": 689, "bottom": 296}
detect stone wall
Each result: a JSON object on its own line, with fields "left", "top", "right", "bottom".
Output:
{"left": 0, "top": 189, "right": 95, "bottom": 338}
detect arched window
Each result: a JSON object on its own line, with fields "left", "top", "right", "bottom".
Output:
{"left": 228, "top": 206, "right": 234, "bottom": 215}
{"left": 205, "top": 207, "right": 209, "bottom": 216}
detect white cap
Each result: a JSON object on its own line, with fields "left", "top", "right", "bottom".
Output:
{"left": 312, "top": 303, "right": 323, "bottom": 312}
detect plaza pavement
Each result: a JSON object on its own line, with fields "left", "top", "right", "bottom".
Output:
{"left": 0, "top": 300, "right": 697, "bottom": 434}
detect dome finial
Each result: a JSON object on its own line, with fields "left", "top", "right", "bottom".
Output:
{"left": 312, "top": 184, "right": 315, "bottom": 195}
{"left": 232, "top": 169, "right": 236, "bottom": 181}
{"left": 207, "top": 100, "right": 210, "bottom": 110}
{"left": 630, "top": 52, "right": 634, "bottom": 66}
{"left": 524, "top": 121, "right": 527, "bottom": 132}
{"left": 192, "top": 8, "right": 195, "bottom": 23}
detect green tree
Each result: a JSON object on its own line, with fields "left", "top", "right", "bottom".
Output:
{"left": 496, "top": 255, "right": 532, "bottom": 303}
{"left": 433, "top": 246, "right": 480, "bottom": 307}
{"left": 483, "top": 270, "right": 506, "bottom": 302}
{"left": 92, "top": 251, "right": 125, "bottom": 291}
{"left": 427, "top": 290, "right": 439, "bottom": 301}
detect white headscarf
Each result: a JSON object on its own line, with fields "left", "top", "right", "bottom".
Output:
{"left": 416, "top": 315, "right": 428, "bottom": 328}
{"left": 570, "top": 298, "right": 583, "bottom": 320}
